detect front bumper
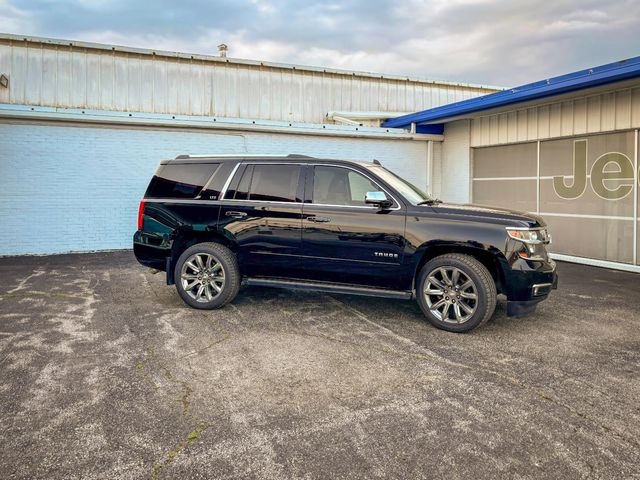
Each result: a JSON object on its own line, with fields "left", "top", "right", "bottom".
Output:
{"left": 504, "top": 259, "right": 558, "bottom": 317}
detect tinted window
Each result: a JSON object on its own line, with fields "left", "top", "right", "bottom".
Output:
{"left": 199, "top": 162, "right": 237, "bottom": 200}
{"left": 365, "top": 165, "right": 430, "bottom": 205}
{"left": 245, "top": 165, "right": 302, "bottom": 202}
{"left": 145, "top": 163, "right": 219, "bottom": 199}
{"left": 313, "top": 166, "right": 379, "bottom": 206}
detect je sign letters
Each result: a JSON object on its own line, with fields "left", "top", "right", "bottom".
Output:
{"left": 553, "top": 139, "right": 637, "bottom": 200}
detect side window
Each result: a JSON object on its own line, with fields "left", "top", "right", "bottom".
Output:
{"left": 247, "top": 165, "right": 302, "bottom": 202}
{"left": 145, "top": 163, "right": 219, "bottom": 199}
{"left": 313, "top": 166, "right": 380, "bottom": 206}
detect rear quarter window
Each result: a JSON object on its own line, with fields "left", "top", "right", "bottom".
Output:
{"left": 145, "top": 163, "right": 219, "bottom": 199}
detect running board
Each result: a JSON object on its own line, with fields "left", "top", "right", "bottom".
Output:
{"left": 243, "top": 277, "right": 413, "bottom": 300}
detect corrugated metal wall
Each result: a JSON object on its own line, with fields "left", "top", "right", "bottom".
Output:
{"left": 470, "top": 84, "right": 640, "bottom": 147}
{"left": 0, "top": 36, "right": 497, "bottom": 125}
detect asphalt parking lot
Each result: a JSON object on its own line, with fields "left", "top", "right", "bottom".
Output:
{"left": 0, "top": 251, "right": 639, "bottom": 479}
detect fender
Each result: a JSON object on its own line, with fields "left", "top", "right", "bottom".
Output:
{"left": 409, "top": 240, "right": 509, "bottom": 293}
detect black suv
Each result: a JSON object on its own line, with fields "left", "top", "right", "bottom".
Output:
{"left": 134, "top": 154, "right": 557, "bottom": 332}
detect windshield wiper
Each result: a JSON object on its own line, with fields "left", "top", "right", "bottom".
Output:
{"left": 417, "top": 198, "right": 442, "bottom": 205}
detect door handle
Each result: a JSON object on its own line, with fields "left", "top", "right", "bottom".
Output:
{"left": 306, "top": 216, "right": 331, "bottom": 223}
{"left": 225, "top": 211, "right": 247, "bottom": 219}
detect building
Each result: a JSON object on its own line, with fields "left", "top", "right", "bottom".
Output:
{"left": 1, "top": 33, "right": 638, "bottom": 274}
{"left": 385, "top": 57, "right": 640, "bottom": 273}
{"left": 0, "top": 34, "right": 496, "bottom": 256}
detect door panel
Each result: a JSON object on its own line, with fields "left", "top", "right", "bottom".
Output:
{"left": 219, "top": 163, "right": 305, "bottom": 278}
{"left": 300, "top": 205, "right": 406, "bottom": 289}
{"left": 299, "top": 165, "right": 407, "bottom": 290}
{"left": 220, "top": 202, "right": 304, "bottom": 277}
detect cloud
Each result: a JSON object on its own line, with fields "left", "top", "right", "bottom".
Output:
{"left": 0, "top": 0, "right": 30, "bottom": 32}
{"left": 4, "top": 0, "right": 640, "bottom": 87}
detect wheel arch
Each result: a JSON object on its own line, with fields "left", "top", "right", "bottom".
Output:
{"left": 167, "top": 229, "right": 238, "bottom": 285}
{"left": 413, "top": 241, "right": 506, "bottom": 294}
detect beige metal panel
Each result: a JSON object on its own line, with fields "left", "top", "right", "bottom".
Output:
{"left": 538, "top": 105, "right": 550, "bottom": 139}
{"left": 151, "top": 57, "right": 166, "bottom": 113}
{"left": 516, "top": 109, "right": 527, "bottom": 142}
{"left": 422, "top": 82, "right": 433, "bottom": 110}
{"left": 25, "top": 45, "right": 42, "bottom": 105}
{"left": 41, "top": 46, "right": 58, "bottom": 106}
{"left": 10, "top": 41, "right": 26, "bottom": 104}
{"left": 586, "top": 95, "right": 601, "bottom": 133}
{"left": 601, "top": 92, "right": 616, "bottom": 131}
{"left": 139, "top": 56, "right": 155, "bottom": 113}
{"left": 526, "top": 107, "right": 538, "bottom": 140}
{"left": 481, "top": 116, "right": 491, "bottom": 145}
{"left": 470, "top": 84, "right": 640, "bottom": 147}
{"left": 211, "top": 62, "right": 225, "bottom": 117}
{"left": 85, "top": 52, "right": 101, "bottom": 109}
{"left": 202, "top": 62, "right": 213, "bottom": 118}
{"left": 0, "top": 43, "right": 11, "bottom": 104}
{"left": 255, "top": 67, "right": 267, "bottom": 119}
{"left": 126, "top": 55, "right": 142, "bottom": 112}
{"left": 573, "top": 97, "right": 587, "bottom": 135}
{"left": 178, "top": 61, "right": 192, "bottom": 115}
{"left": 270, "top": 68, "right": 284, "bottom": 120}
{"left": 615, "top": 89, "right": 631, "bottom": 129}
{"left": 99, "top": 53, "right": 114, "bottom": 110}
{"left": 489, "top": 115, "right": 499, "bottom": 144}
{"left": 249, "top": 66, "right": 263, "bottom": 118}
{"left": 70, "top": 49, "right": 87, "bottom": 108}
{"left": 290, "top": 69, "right": 303, "bottom": 122}
{"left": 560, "top": 101, "right": 573, "bottom": 137}
{"left": 0, "top": 37, "right": 497, "bottom": 123}
{"left": 113, "top": 54, "right": 128, "bottom": 111}
{"left": 632, "top": 87, "right": 640, "bottom": 127}
{"left": 497, "top": 113, "right": 508, "bottom": 144}
{"left": 387, "top": 80, "right": 398, "bottom": 111}
{"left": 548, "top": 103, "right": 562, "bottom": 138}
{"left": 507, "top": 111, "right": 517, "bottom": 143}
{"left": 302, "top": 71, "right": 315, "bottom": 121}
{"left": 56, "top": 48, "right": 71, "bottom": 107}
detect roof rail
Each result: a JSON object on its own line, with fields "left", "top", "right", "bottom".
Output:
{"left": 174, "top": 153, "right": 314, "bottom": 159}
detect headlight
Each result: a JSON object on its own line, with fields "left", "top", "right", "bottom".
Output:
{"left": 507, "top": 227, "right": 551, "bottom": 261}
{"left": 506, "top": 228, "right": 551, "bottom": 245}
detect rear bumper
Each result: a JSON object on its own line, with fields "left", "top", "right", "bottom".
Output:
{"left": 133, "top": 230, "right": 171, "bottom": 271}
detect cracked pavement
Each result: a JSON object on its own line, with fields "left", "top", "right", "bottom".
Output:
{"left": 0, "top": 251, "right": 639, "bottom": 479}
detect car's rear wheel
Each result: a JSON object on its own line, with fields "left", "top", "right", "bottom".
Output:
{"left": 174, "top": 242, "right": 240, "bottom": 309}
{"left": 416, "top": 253, "right": 496, "bottom": 333}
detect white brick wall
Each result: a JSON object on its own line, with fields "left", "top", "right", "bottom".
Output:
{"left": 0, "top": 121, "right": 427, "bottom": 255}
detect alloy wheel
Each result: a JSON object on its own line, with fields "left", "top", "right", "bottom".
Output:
{"left": 424, "top": 266, "right": 478, "bottom": 324}
{"left": 180, "top": 253, "right": 226, "bottom": 303}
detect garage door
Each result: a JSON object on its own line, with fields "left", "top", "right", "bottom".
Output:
{"left": 472, "top": 131, "right": 639, "bottom": 267}
{"left": 0, "top": 121, "right": 427, "bottom": 255}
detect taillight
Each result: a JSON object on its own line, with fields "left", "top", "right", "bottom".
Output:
{"left": 137, "top": 200, "right": 146, "bottom": 230}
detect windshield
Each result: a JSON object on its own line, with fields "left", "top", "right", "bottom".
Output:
{"left": 365, "top": 165, "right": 434, "bottom": 205}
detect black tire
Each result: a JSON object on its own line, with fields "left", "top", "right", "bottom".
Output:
{"left": 174, "top": 242, "right": 240, "bottom": 309}
{"left": 416, "top": 253, "right": 497, "bottom": 333}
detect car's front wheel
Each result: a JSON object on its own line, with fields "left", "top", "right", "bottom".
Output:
{"left": 416, "top": 253, "right": 497, "bottom": 333}
{"left": 174, "top": 242, "right": 240, "bottom": 309}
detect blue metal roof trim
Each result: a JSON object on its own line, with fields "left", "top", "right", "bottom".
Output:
{"left": 383, "top": 56, "right": 640, "bottom": 129}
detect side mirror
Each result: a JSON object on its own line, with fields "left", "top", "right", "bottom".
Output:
{"left": 365, "top": 191, "right": 392, "bottom": 209}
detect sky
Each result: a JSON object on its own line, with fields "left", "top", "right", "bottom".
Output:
{"left": 1, "top": 0, "right": 639, "bottom": 88}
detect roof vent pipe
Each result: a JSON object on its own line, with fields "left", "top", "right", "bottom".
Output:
{"left": 217, "top": 44, "right": 228, "bottom": 58}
